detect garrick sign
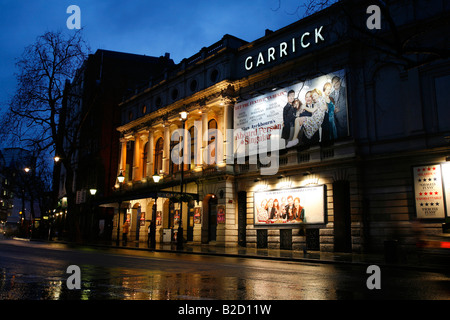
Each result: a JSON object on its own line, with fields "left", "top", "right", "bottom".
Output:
{"left": 244, "top": 26, "right": 326, "bottom": 71}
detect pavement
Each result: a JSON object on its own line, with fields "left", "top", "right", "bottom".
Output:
{"left": 6, "top": 236, "right": 450, "bottom": 272}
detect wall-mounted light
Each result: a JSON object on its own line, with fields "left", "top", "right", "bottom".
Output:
{"left": 89, "top": 189, "right": 97, "bottom": 196}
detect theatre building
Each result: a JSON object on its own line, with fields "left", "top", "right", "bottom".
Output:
{"left": 101, "top": 0, "right": 450, "bottom": 254}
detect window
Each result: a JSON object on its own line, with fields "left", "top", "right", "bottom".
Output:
{"left": 142, "top": 142, "right": 148, "bottom": 178}
{"left": 435, "top": 74, "right": 450, "bottom": 132}
{"left": 126, "top": 141, "right": 135, "bottom": 181}
{"left": 154, "top": 138, "right": 164, "bottom": 175}
{"left": 171, "top": 88, "right": 179, "bottom": 100}
{"left": 170, "top": 131, "right": 180, "bottom": 175}
{"left": 155, "top": 96, "right": 162, "bottom": 108}
{"left": 210, "top": 69, "right": 219, "bottom": 83}
{"left": 208, "top": 119, "right": 217, "bottom": 164}
{"left": 190, "top": 79, "right": 198, "bottom": 92}
{"left": 189, "top": 126, "right": 197, "bottom": 169}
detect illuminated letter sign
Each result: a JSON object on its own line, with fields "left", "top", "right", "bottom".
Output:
{"left": 243, "top": 26, "right": 325, "bottom": 71}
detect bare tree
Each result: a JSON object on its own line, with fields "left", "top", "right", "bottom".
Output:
{"left": 0, "top": 30, "right": 90, "bottom": 241}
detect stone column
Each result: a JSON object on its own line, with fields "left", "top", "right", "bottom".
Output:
{"left": 119, "top": 138, "right": 127, "bottom": 174}
{"left": 223, "top": 102, "right": 233, "bottom": 164}
{"left": 133, "top": 133, "right": 141, "bottom": 181}
{"left": 201, "top": 111, "right": 208, "bottom": 167}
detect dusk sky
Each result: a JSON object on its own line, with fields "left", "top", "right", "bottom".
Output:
{"left": 0, "top": 0, "right": 307, "bottom": 111}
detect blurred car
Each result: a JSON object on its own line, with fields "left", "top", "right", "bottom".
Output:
{"left": 3, "top": 221, "right": 19, "bottom": 237}
{"left": 417, "top": 235, "right": 450, "bottom": 251}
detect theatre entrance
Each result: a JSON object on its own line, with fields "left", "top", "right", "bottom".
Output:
{"left": 333, "top": 180, "right": 352, "bottom": 252}
{"left": 208, "top": 195, "right": 218, "bottom": 242}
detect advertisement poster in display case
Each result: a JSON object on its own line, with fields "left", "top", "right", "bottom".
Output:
{"left": 254, "top": 185, "right": 326, "bottom": 226}
{"left": 413, "top": 164, "right": 446, "bottom": 219}
{"left": 217, "top": 206, "right": 225, "bottom": 224}
{"left": 442, "top": 163, "right": 450, "bottom": 217}
{"left": 194, "top": 207, "right": 201, "bottom": 224}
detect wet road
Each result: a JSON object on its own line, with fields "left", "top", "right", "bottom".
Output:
{"left": 1, "top": 238, "right": 450, "bottom": 300}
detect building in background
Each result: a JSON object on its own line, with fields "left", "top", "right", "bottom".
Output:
{"left": 54, "top": 49, "right": 174, "bottom": 241}
{"left": 0, "top": 148, "right": 41, "bottom": 236}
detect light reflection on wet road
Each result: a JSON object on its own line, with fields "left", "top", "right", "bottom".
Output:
{"left": 1, "top": 239, "right": 450, "bottom": 300}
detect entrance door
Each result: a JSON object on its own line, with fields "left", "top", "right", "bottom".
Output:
{"left": 208, "top": 196, "right": 218, "bottom": 242}
{"left": 238, "top": 191, "right": 247, "bottom": 247}
{"left": 187, "top": 207, "right": 194, "bottom": 241}
{"left": 333, "top": 180, "right": 352, "bottom": 252}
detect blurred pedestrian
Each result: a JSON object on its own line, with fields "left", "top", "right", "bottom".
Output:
{"left": 122, "top": 221, "right": 129, "bottom": 245}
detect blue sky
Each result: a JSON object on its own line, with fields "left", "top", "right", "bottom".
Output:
{"left": 0, "top": 0, "right": 307, "bottom": 109}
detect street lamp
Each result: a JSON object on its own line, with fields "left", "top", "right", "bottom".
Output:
{"left": 54, "top": 156, "right": 60, "bottom": 163}
{"left": 117, "top": 171, "right": 125, "bottom": 184}
{"left": 89, "top": 188, "right": 97, "bottom": 242}
{"left": 177, "top": 110, "right": 188, "bottom": 250}
{"left": 24, "top": 167, "right": 30, "bottom": 173}
{"left": 116, "top": 172, "right": 125, "bottom": 246}
{"left": 150, "top": 177, "right": 160, "bottom": 249}
{"left": 152, "top": 173, "right": 161, "bottom": 183}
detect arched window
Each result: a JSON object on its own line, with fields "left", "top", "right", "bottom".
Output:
{"left": 189, "top": 125, "right": 197, "bottom": 169}
{"left": 154, "top": 138, "right": 163, "bottom": 175}
{"left": 126, "top": 140, "right": 134, "bottom": 181}
{"left": 142, "top": 142, "right": 148, "bottom": 178}
{"left": 170, "top": 131, "right": 180, "bottom": 175}
{"left": 208, "top": 119, "right": 217, "bottom": 164}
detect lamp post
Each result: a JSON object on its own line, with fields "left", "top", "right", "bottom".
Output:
{"left": 89, "top": 188, "right": 97, "bottom": 242}
{"left": 177, "top": 111, "right": 187, "bottom": 250}
{"left": 149, "top": 173, "right": 161, "bottom": 249}
{"left": 116, "top": 171, "right": 125, "bottom": 246}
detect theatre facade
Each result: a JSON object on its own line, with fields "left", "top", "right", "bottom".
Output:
{"left": 101, "top": 0, "right": 450, "bottom": 253}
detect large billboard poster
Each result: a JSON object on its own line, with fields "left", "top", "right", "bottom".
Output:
{"left": 234, "top": 70, "right": 348, "bottom": 156}
{"left": 254, "top": 185, "right": 326, "bottom": 226}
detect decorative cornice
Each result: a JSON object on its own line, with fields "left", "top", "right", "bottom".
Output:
{"left": 118, "top": 80, "right": 236, "bottom": 135}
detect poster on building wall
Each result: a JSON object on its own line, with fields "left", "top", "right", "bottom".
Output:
{"left": 139, "top": 212, "right": 145, "bottom": 226}
{"left": 194, "top": 207, "right": 201, "bottom": 224}
{"left": 413, "top": 164, "right": 446, "bottom": 219}
{"left": 441, "top": 163, "right": 450, "bottom": 217}
{"left": 174, "top": 209, "right": 180, "bottom": 226}
{"left": 217, "top": 206, "right": 225, "bottom": 224}
{"left": 234, "top": 70, "right": 349, "bottom": 156}
{"left": 156, "top": 211, "right": 162, "bottom": 226}
{"left": 253, "top": 185, "right": 325, "bottom": 225}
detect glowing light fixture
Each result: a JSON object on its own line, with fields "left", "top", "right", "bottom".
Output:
{"left": 117, "top": 171, "right": 125, "bottom": 184}
{"left": 152, "top": 174, "right": 161, "bottom": 183}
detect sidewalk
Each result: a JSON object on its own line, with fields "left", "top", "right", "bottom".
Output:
{"left": 77, "top": 239, "right": 450, "bottom": 272}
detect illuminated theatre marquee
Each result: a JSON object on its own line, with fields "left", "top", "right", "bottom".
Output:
{"left": 244, "top": 26, "right": 325, "bottom": 71}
